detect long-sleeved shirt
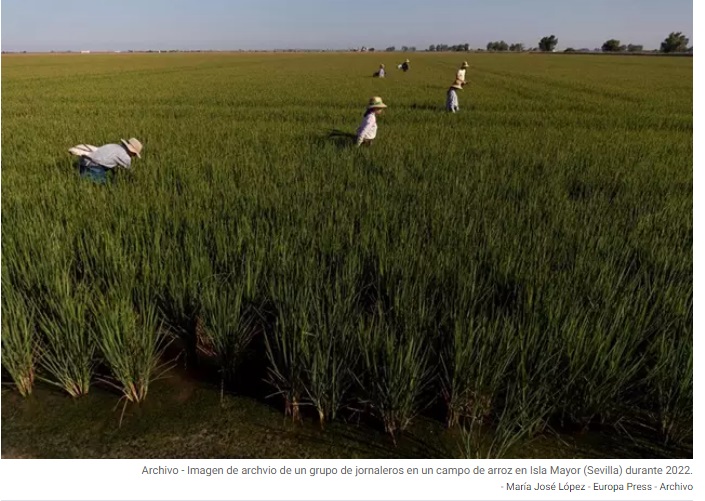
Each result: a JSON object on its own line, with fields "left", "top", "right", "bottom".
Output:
{"left": 447, "top": 89, "right": 459, "bottom": 112}
{"left": 456, "top": 68, "right": 466, "bottom": 82}
{"left": 378, "top": 68, "right": 385, "bottom": 77}
{"left": 356, "top": 112, "right": 378, "bottom": 145}
{"left": 84, "top": 144, "right": 132, "bottom": 169}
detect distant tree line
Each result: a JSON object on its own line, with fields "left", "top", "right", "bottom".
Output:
{"left": 416, "top": 31, "right": 690, "bottom": 54}
{"left": 427, "top": 44, "right": 470, "bottom": 52}
{"left": 485, "top": 41, "right": 524, "bottom": 52}
{"left": 595, "top": 32, "right": 688, "bottom": 53}
{"left": 421, "top": 37, "right": 556, "bottom": 52}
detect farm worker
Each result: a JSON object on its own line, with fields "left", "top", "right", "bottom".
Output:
{"left": 374, "top": 64, "right": 385, "bottom": 77}
{"left": 446, "top": 79, "right": 463, "bottom": 113}
{"left": 456, "top": 61, "right": 469, "bottom": 86}
{"left": 356, "top": 96, "right": 387, "bottom": 147}
{"left": 400, "top": 59, "right": 410, "bottom": 72}
{"left": 68, "top": 138, "right": 143, "bottom": 184}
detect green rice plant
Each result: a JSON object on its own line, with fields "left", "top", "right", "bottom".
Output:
{"left": 556, "top": 283, "right": 650, "bottom": 428}
{"left": 441, "top": 315, "right": 517, "bottom": 427}
{"left": 1, "top": 288, "right": 38, "bottom": 397}
{"left": 303, "top": 271, "right": 360, "bottom": 426}
{"left": 460, "top": 321, "right": 560, "bottom": 458}
{"left": 648, "top": 327, "right": 693, "bottom": 446}
{"left": 264, "top": 258, "right": 313, "bottom": 421}
{"left": 93, "top": 297, "right": 171, "bottom": 404}
{"left": 356, "top": 314, "right": 433, "bottom": 439}
{"left": 200, "top": 275, "right": 256, "bottom": 395}
{"left": 460, "top": 382, "right": 549, "bottom": 459}
{"left": 36, "top": 278, "right": 95, "bottom": 397}
{"left": 264, "top": 304, "right": 311, "bottom": 421}
{"left": 72, "top": 221, "right": 134, "bottom": 294}
{"left": 510, "top": 326, "right": 562, "bottom": 437}
{"left": 158, "top": 246, "right": 211, "bottom": 368}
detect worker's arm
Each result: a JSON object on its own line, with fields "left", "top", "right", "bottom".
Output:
{"left": 115, "top": 150, "right": 133, "bottom": 169}
{"left": 68, "top": 144, "right": 98, "bottom": 157}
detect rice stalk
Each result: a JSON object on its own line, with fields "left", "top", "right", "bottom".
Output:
{"left": 1, "top": 288, "right": 39, "bottom": 397}
{"left": 303, "top": 272, "right": 360, "bottom": 426}
{"left": 36, "top": 278, "right": 95, "bottom": 397}
{"left": 441, "top": 315, "right": 517, "bottom": 428}
{"left": 201, "top": 275, "right": 256, "bottom": 394}
{"left": 93, "top": 298, "right": 171, "bottom": 403}
{"left": 356, "top": 314, "right": 433, "bottom": 439}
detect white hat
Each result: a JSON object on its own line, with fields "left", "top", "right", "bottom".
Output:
{"left": 121, "top": 138, "right": 143, "bottom": 158}
{"left": 367, "top": 96, "right": 388, "bottom": 109}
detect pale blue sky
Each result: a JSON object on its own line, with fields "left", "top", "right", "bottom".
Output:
{"left": 0, "top": 0, "right": 693, "bottom": 51}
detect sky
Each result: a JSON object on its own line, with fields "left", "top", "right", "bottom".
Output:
{"left": 0, "top": 0, "right": 693, "bottom": 52}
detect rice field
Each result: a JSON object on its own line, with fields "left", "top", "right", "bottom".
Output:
{"left": 0, "top": 52, "right": 692, "bottom": 458}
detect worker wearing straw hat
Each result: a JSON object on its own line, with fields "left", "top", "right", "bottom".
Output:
{"left": 68, "top": 137, "right": 143, "bottom": 184}
{"left": 356, "top": 96, "right": 387, "bottom": 147}
{"left": 456, "top": 61, "right": 469, "bottom": 86}
{"left": 374, "top": 63, "right": 386, "bottom": 78}
{"left": 400, "top": 58, "right": 410, "bottom": 72}
{"left": 446, "top": 80, "right": 463, "bottom": 113}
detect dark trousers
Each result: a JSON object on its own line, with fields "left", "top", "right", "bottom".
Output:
{"left": 78, "top": 158, "right": 109, "bottom": 184}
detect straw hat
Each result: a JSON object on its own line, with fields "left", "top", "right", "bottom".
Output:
{"left": 121, "top": 138, "right": 143, "bottom": 158}
{"left": 405, "top": 58, "right": 410, "bottom": 63}
{"left": 461, "top": 61, "right": 469, "bottom": 68}
{"left": 450, "top": 79, "right": 463, "bottom": 90}
{"left": 380, "top": 64, "right": 385, "bottom": 68}
{"left": 367, "top": 96, "right": 388, "bottom": 109}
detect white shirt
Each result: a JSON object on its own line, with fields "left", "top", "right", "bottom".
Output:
{"left": 356, "top": 113, "right": 377, "bottom": 144}
{"left": 85, "top": 144, "right": 132, "bottom": 169}
{"left": 456, "top": 68, "right": 466, "bottom": 82}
